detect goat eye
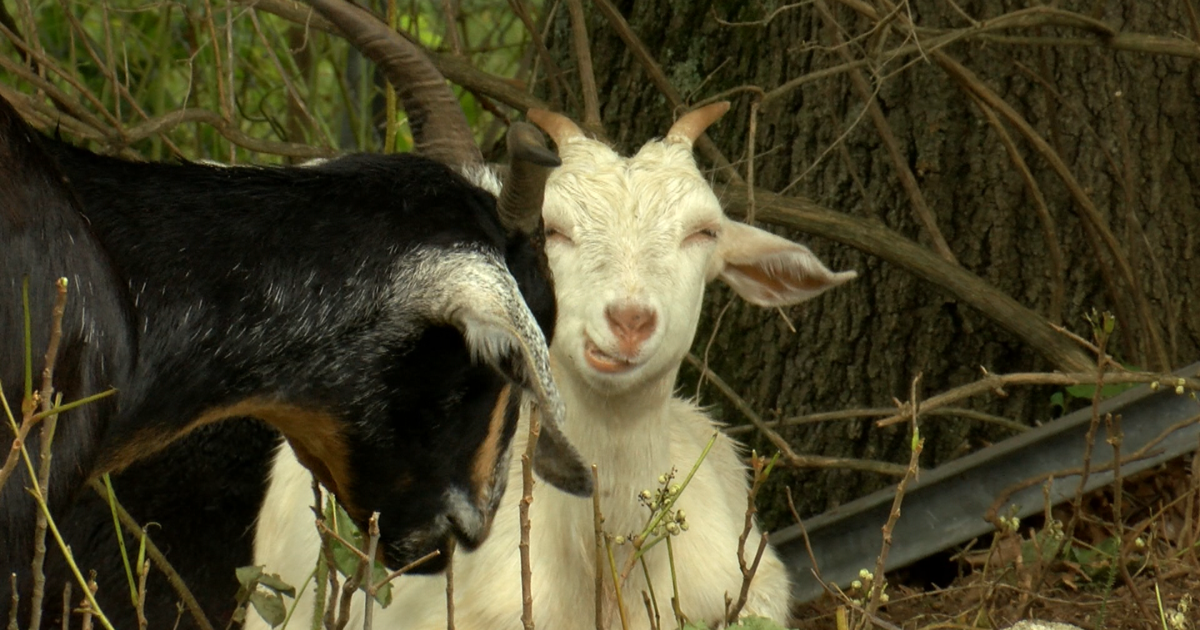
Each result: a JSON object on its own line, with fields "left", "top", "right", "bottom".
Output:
{"left": 683, "top": 227, "right": 719, "bottom": 246}
{"left": 544, "top": 226, "right": 573, "bottom": 245}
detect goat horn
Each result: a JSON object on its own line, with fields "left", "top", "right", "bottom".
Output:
{"left": 526, "top": 109, "right": 585, "bottom": 148}
{"left": 497, "top": 123, "right": 559, "bottom": 235}
{"left": 666, "top": 101, "right": 731, "bottom": 146}
{"left": 303, "top": 0, "right": 482, "bottom": 166}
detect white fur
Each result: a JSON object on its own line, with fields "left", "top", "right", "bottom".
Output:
{"left": 249, "top": 119, "right": 856, "bottom": 629}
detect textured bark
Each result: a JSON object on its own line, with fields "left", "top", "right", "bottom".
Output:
{"left": 548, "top": 0, "right": 1200, "bottom": 529}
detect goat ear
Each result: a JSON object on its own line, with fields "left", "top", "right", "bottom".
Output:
{"left": 439, "top": 254, "right": 593, "bottom": 497}
{"left": 716, "top": 220, "right": 857, "bottom": 307}
{"left": 532, "top": 413, "right": 593, "bottom": 497}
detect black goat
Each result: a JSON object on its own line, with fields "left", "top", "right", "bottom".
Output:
{"left": 0, "top": 84, "right": 590, "bottom": 629}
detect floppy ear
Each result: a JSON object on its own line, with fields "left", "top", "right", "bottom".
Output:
{"left": 437, "top": 252, "right": 593, "bottom": 497}
{"left": 716, "top": 220, "right": 857, "bottom": 307}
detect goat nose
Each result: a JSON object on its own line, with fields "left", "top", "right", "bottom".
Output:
{"left": 605, "top": 304, "right": 657, "bottom": 354}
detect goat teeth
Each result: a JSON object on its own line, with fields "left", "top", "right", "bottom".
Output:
{"left": 584, "top": 339, "right": 635, "bottom": 373}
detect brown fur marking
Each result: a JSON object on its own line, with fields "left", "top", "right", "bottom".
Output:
{"left": 471, "top": 384, "right": 511, "bottom": 504}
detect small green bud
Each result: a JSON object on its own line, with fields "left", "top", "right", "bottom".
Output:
{"left": 850, "top": 580, "right": 862, "bottom": 590}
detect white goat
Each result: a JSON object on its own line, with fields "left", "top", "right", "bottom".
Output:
{"left": 251, "top": 103, "right": 856, "bottom": 629}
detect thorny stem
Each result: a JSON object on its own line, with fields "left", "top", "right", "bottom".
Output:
{"left": 136, "top": 560, "right": 149, "bottom": 630}
{"left": 28, "top": 395, "right": 60, "bottom": 630}
{"left": 725, "top": 452, "right": 777, "bottom": 623}
{"left": 362, "top": 513, "right": 380, "bottom": 630}
{"left": 592, "top": 466, "right": 604, "bottom": 630}
{"left": 1105, "top": 413, "right": 1155, "bottom": 621}
{"left": 856, "top": 374, "right": 925, "bottom": 630}
{"left": 1016, "top": 320, "right": 1110, "bottom": 619}
{"left": 15, "top": 442, "right": 114, "bottom": 630}
{"left": 520, "top": 408, "right": 540, "bottom": 630}
{"left": 18, "top": 278, "right": 68, "bottom": 630}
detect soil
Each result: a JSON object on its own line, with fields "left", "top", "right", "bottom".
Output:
{"left": 790, "top": 453, "right": 1200, "bottom": 630}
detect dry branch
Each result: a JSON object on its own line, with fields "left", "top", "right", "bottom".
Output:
{"left": 716, "top": 184, "right": 1096, "bottom": 373}
{"left": 685, "top": 354, "right": 908, "bottom": 477}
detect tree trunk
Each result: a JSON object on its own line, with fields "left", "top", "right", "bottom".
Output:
{"left": 549, "top": 0, "right": 1200, "bottom": 529}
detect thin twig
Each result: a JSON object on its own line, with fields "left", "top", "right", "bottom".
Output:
{"left": 686, "top": 354, "right": 908, "bottom": 477}
{"left": 136, "top": 560, "right": 150, "bottom": 630}
{"left": 362, "top": 513, "right": 380, "bottom": 630}
{"left": 519, "top": 408, "right": 539, "bottom": 630}
{"left": 934, "top": 52, "right": 1169, "bottom": 372}
{"left": 745, "top": 100, "right": 758, "bottom": 225}
{"left": 8, "top": 574, "right": 17, "bottom": 630}
{"left": 592, "top": 465, "right": 604, "bottom": 630}
{"left": 967, "top": 92, "right": 1065, "bottom": 324}
{"left": 875, "top": 369, "right": 1199, "bottom": 428}
{"left": 443, "top": 537, "right": 455, "bottom": 630}
{"left": 27, "top": 277, "right": 68, "bottom": 630}
{"left": 857, "top": 374, "right": 925, "bottom": 630}
{"left": 725, "top": 453, "right": 773, "bottom": 624}
{"left": 726, "top": 405, "right": 1029, "bottom": 435}
{"left": 589, "top": 0, "right": 744, "bottom": 183}
{"left": 85, "top": 480, "right": 216, "bottom": 630}
{"left": 815, "top": 0, "right": 957, "bottom": 264}
{"left": 564, "top": 0, "right": 600, "bottom": 133}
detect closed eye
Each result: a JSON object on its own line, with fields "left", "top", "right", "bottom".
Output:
{"left": 683, "top": 226, "right": 720, "bottom": 246}
{"left": 544, "top": 226, "right": 574, "bottom": 245}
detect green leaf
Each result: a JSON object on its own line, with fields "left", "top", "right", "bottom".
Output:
{"left": 249, "top": 590, "right": 288, "bottom": 627}
{"left": 235, "top": 565, "right": 264, "bottom": 588}
{"left": 1050, "top": 391, "right": 1065, "bottom": 414}
{"left": 324, "top": 502, "right": 392, "bottom": 606}
{"left": 256, "top": 572, "right": 297, "bottom": 598}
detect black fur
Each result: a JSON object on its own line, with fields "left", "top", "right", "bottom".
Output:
{"left": 1, "top": 95, "right": 557, "bottom": 628}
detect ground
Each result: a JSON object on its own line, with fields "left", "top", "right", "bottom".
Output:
{"left": 791, "top": 453, "right": 1199, "bottom": 630}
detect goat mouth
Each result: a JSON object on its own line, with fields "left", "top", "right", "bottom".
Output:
{"left": 584, "top": 338, "right": 637, "bottom": 374}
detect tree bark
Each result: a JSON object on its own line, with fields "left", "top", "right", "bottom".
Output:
{"left": 549, "top": 0, "right": 1200, "bottom": 528}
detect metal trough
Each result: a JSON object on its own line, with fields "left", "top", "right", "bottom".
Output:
{"left": 772, "top": 362, "right": 1200, "bottom": 603}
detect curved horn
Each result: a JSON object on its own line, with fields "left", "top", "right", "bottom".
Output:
{"left": 526, "top": 109, "right": 585, "bottom": 148}
{"left": 304, "top": 0, "right": 482, "bottom": 165}
{"left": 497, "top": 122, "right": 559, "bottom": 235}
{"left": 665, "top": 101, "right": 731, "bottom": 146}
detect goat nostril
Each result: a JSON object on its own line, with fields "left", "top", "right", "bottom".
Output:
{"left": 605, "top": 305, "right": 657, "bottom": 341}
